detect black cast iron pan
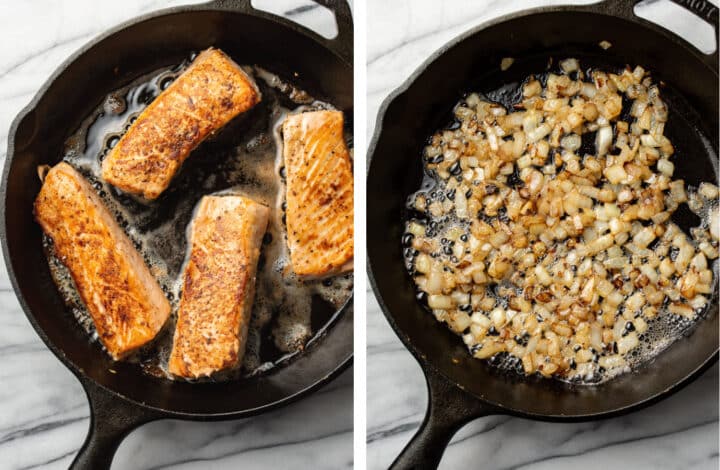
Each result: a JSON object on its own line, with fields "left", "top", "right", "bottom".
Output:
{"left": 367, "top": 0, "right": 718, "bottom": 468}
{"left": 1, "top": 1, "right": 353, "bottom": 469}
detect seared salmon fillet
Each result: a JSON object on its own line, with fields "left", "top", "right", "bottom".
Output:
{"left": 34, "top": 163, "right": 171, "bottom": 359}
{"left": 101, "top": 48, "right": 261, "bottom": 200}
{"left": 168, "top": 195, "right": 269, "bottom": 379}
{"left": 282, "top": 110, "right": 353, "bottom": 277}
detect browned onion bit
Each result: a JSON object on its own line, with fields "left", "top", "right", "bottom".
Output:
{"left": 404, "top": 60, "right": 719, "bottom": 383}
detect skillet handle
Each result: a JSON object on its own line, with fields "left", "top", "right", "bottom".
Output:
{"left": 201, "top": 0, "right": 353, "bottom": 64}
{"left": 390, "top": 367, "right": 498, "bottom": 470}
{"left": 310, "top": 0, "right": 354, "bottom": 64}
{"left": 596, "top": 0, "right": 718, "bottom": 70}
{"left": 667, "top": 0, "right": 719, "bottom": 64}
{"left": 69, "top": 378, "right": 161, "bottom": 470}
{"left": 665, "top": 0, "right": 719, "bottom": 33}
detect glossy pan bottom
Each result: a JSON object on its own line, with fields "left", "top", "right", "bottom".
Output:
{"left": 368, "top": 1, "right": 717, "bottom": 467}
{"left": 2, "top": 2, "right": 353, "bottom": 468}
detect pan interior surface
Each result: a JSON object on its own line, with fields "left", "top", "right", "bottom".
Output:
{"left": 4, "top": 9, "right": 352, "bottom": 416}
{"left": 368, "top": 9, "right": 717, "bottom": 418}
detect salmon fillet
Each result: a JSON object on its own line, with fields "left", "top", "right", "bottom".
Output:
{"left": 282, "top": 110, "right": 354, "bottom": 277}
{"left": 101, "top": 48, "right": 261, "bottom": 200}
{"left": 34, "top": 163, "right": 171, "bottom": 359}
{"left": 168, "top": 195, "right": 269, "bottom": 379}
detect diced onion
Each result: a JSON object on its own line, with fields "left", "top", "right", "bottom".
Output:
{"left": 407, "top": 57, "right": 716, "bottom": 383}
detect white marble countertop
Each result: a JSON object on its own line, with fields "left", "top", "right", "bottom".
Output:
{"left": 366, "top": 1, "right": 718, "bottom": 469}
{"left": 0, "top": 1, "right": 352, "bottom": 469}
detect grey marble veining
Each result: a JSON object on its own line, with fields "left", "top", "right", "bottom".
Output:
{"left": 366, "top": 1, "right": 719, "bottom": 469}
{"left": 0, "top": 1, "right": 352, "bottom": 469}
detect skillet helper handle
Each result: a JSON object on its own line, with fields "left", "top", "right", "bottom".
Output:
{"left": 70, "top": 379, "right": 160, "bottom": 470}
{"left": 202, "top": 0, "right": 353, "bottom": 64}
{"left": 668, "top": 0, "right": 719, "bottom": 66}
{"left": 597, "top": 0, "right": 718, "bottom": 70}
{"left": 666, "top": 0, "right": 719, "bottom": 34}
{"left": 390, "top": 367, "right": 497, "bottom": 470}
{"left": 310, "top": 0, "right": 354, "bottom": 63}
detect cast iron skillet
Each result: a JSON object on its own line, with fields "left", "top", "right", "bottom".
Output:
{"left": 1, "top": 1, "right": 352, "bottom": 469}
{"left": 368, "top": 0, "right": 718, "bottom": 468}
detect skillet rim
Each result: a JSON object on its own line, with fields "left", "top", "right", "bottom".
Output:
{"left": 367, "top": 3, "right": 719, "bottom": 420}
{"left": 1, "top": 2, "right": 354, "bottom": 419}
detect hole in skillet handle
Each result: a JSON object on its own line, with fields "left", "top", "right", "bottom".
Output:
{"left": 69, "top": 377, "right": 162, "bottom": 470}
{"left": 389, "top": 367, "right": 498, "bottom": 470}
{"left": 252, "top": 0, "right": 339, "bottom": 39}
{"left": 256, "top": 0, "right": 354, "bottom": 63}
{"left": 594, "top": 0, "right": 718, "bottom": 69}
{"left": 201, "top": 0, "right": 353, "bottom": 64}
{"left": 635, "top": 0, "right": 717, "bottom": 54}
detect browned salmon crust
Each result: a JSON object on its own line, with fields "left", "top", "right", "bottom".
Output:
{"left": 168, "top": 195, "right": 269, "bottom": 379}
{"left": 282, "top": 110, "right": 354, "bottom": 277}
{"left": 34, "top": 163, "right": 171, "bottom": 359}
{"left": 101, "top": 48, "right": 261, "bottom": 200}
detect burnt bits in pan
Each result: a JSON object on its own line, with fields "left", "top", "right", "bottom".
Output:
{"left": 402, "top": 58, "right": 718, "bottom": 385}
{"left": 48, "top": 52, "right": 353, "bottom": 381}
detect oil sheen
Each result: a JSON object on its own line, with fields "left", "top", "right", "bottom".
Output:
{"left": 403, "top": 69, "right": 716, "bottom": 385}
{"left": 44, "top": 53, "right": 353, "bottom": 381}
